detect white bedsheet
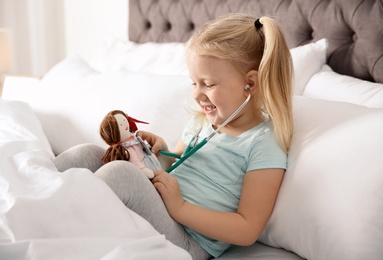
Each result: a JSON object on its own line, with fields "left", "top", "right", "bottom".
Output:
{"left": 0, "top": 98, "right": 191, "bottom": 259}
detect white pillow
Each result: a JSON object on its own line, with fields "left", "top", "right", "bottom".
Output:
{"left": 89, "top": 38, "right": 188, "bottom": 75}
{"left": 290, "top": 38, "right": 328, "bottom": 95}
{"left": 0, "top": 98, "right": 54, "bottom": 157}
{"left": 89, "top": 38, "right": 328, "bottom": 95}
{"left": 43, "top": 54, "right": 99, "bottom": 82}
{"left": 27, "top": 55, "right": 194, "bottom": 155}
{"left": 259, "top": 96, "right": 383, "bottom": 259}
{"left": 303, "top": 65, "right": 383, "bottom": 108}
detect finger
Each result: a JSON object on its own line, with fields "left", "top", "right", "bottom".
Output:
{"left": 135, "top": 130, "right": 143, "bottom": 138}
{"left": 154, "top": 170, "right": 166, "bottom": 176}
{"left": 153, "top": 182, "right": 165, "bottom": 196}
{"left": 136, "top": 131, "right": 158, "bottom": 147}
{"left": 151, "top": 142, "right": 164, "bottom": 155}
{"left": 151, "top": 175, "right": 161, "bottom": 184}
{"left": 153, "top": 181, "right": 163, "bottom": 190}
{"left": 153, "top": 180, "right": 168, "bottom": 196}
{"left": 152, "top": 170, "right": 162, "bottom": 179}
{"left": 152, "top": 171, "right": 168, "bottom": 185}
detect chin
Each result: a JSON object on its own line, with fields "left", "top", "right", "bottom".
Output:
{"left": 206, "top": 115, "right": 224, "bottom": 126}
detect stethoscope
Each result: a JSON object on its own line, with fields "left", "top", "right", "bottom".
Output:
{"left": 160, "top": 84, "right": 252, "bottom": 173}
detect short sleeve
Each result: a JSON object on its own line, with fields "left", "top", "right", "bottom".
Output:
{"left": 247, "top": 127, "right": 287, "bottom": 172}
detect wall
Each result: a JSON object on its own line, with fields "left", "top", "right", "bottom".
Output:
{"left": 0, "top": 0, "right": 66, "bottom": 76}
{"left": 0, "top": 0, "right": 128, "bottom": 76}
{"left": 64, "top": 0, "right": 128, "bottom": 63}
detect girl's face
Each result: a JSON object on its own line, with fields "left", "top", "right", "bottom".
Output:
{"left": 186, "top": 52, "right": 257, "bottom": 133}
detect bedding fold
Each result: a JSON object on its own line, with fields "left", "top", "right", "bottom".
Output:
{"left": 0, "top": 99, "right": 191, "bottom": 259}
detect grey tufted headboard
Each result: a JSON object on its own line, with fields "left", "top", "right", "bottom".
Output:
{"left": 129, "top": 0, "right": 383, "bottom": 83}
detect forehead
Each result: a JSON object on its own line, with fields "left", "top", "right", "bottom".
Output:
{"left": 186, "top": 52, "right": 238, "bottom": 79}
{"left": 186, "top": 52, "right": 228, "bottom": 68}
{"left": 113, "top": 113, "right": 126, "bottom": 122}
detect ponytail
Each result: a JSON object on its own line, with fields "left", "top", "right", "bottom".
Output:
{"left": 102, "top": 145, "right": 129, "bottom": 164}
{"left": 257, "top": 17, "right": 293, "bottom": 153}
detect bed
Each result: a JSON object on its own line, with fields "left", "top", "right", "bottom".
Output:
{"left": 1, "top": 0, "right": 383, "bottom": 259}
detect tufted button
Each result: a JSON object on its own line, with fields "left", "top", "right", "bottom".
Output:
{"left": 165, "top": 21, "right": 172, "bottom": 31}
{"left": 352, "top": 33, "right": 358, "bottom": 42}
{"left": 189, "top": 22, "right": 195, "bottom": 31}
{"left": 145, "top": 20, "right": 152, "bottom": 29}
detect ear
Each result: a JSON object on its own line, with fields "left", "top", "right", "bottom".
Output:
{"left": 245, "top": 70, "right": 259, "bottom": 95}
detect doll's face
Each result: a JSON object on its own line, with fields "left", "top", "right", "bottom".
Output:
{"left": 114, "top": 113, "right": 132, "bottom": 141}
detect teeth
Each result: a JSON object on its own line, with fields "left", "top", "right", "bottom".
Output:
{"left": 205, "top": 106, "right": 216, "bottom": 111}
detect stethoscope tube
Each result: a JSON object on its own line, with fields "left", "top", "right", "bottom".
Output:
{"left": 165, "top": 138, "right": 207, "bottom": 172}
{"left": 162, "top": 88, "right": 251, "bottom": 173}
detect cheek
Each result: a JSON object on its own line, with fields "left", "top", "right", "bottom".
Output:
{"left": 215, "top": 92, "right": 244, "bottom": 113}
{"left": 211, "top": 95, "right": 232, "bottom": 115}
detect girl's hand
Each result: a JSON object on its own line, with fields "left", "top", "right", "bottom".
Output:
{"left": 152, "top": 170, "right": 185, "bottom": 217}
{"left": 136, "top": 131, "right": 169, "bottom": 155}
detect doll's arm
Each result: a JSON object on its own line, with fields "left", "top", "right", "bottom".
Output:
{"left": 127, "top": 146, "right": 154, "bottom": 178}
{"left": 127, "top": 146, "right": 146, "bottom": 169}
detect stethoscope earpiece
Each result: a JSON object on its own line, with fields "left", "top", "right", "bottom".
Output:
{"left": 245, "top": 84, "right": 250, "bottom": 91}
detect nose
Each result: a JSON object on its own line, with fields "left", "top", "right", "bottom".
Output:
{"left": 192, "top": 84, "right": 206, "bottom": 101}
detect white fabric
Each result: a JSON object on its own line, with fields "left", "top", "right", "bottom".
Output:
{"left": 0, "top": 98, "right": 191, "bottom": 259}
{"left": 259, "top": 96, "right": 383, "bottom": 260}
{"left": 1, "top": 38, "right": 328, "bottom": 155}
{"left": 290, "top": 38, "right": 327, "bottom": 95}
{"left": 220, "top": 242, "right": 303, "bottom": 260}
{"left": 90, "top": 38, "right": 189, "bottom": 75}
{"left": 303, "top": 64, "right": 383, "bottom": 107}
{"left": 3, "top": 55, "right": 195, "bottom": 155}
{"left": 89, "top": 37, "right": 328, "bottom": 95}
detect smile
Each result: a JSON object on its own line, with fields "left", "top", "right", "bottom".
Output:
{"left": 203, "top": 105, "right": 217, "bottom": 113}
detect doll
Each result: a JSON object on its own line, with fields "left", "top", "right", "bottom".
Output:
{"left": 99, "top": 110, "right": 162, "bottom": 179}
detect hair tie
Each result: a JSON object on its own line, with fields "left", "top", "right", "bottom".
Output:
{"left": 254, "top": 18, "right": 263, "bottom": 29}
{"left": 111, "top": 136, "right": 134, "bottom": 148}
{"left": 111, "top": 141, "right": 121, "bottom": 148}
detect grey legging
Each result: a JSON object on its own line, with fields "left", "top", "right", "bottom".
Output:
{"left": 53, "top": 144, "right": 211, "bottom": 260}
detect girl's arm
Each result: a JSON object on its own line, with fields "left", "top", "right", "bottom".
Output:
{"left": 152, "top": 168, "right": 284, "bottom": 246}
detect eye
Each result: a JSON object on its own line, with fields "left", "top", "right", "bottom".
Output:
{"left": 205, "top": 84, "right": 215, "bottom": 89}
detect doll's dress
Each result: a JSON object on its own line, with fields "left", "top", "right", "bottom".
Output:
{"left": 121, "top": 137, "right": 162, "bottom": 171}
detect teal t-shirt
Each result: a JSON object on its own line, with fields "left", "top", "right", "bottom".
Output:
{"left": 170, "top": 117, "right": 287, "bottom": 258}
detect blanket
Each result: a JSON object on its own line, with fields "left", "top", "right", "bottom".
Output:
{"left": 0, "top": 98, "right": 191, "bottom": 259}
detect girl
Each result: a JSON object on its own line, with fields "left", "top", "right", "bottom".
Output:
{"left": 53, "top": 13, "right": 292, "bottom": 260}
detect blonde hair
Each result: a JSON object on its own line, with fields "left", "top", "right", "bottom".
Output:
{"left": 186, "top": 13, "right": 293, "bottom": 153}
